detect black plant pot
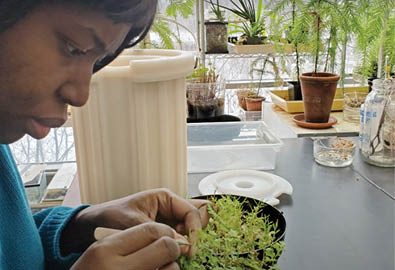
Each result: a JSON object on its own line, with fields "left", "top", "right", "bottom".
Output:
{"left": 288, "top": 80, "right": 303, "bottom": 101}
{"left": 205, "top": 21, "right": 228, "bottom": 54}
{"left": 367, "top": 76, "right": 376, "bottom": 93}
{"left": 187, "top": 114, "right": 240, "bottom": 123}
{"left": 187, "top": 116, "right": 242, "bottom": 142}
{"left": 245, "top": 36, "right": 267, "bottom": 45}
{"left": 192, "top": 194, "right": 286, "bottom": 269}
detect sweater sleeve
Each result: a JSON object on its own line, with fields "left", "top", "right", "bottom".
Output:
{"left": 33, "top": 205, "right": 90, "bottom": 270}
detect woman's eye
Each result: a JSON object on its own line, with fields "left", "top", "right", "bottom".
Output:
{"left": 66, "top": 42, "right": 87, "bottom": 56}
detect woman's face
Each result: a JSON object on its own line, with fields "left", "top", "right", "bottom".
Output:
{"left": 0, "top": 4, "right": 130, "bottom": 143}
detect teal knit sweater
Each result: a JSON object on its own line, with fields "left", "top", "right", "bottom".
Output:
{"left": 0, "top": 144, "right": 88, "bottom": 269}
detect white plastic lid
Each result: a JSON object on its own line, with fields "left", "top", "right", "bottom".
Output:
{"left": 92, "top": 49, "right": 195, "bottom": 83}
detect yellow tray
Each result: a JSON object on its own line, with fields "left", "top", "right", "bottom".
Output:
{"left": 269, "top": 85, "right": 369, "bottom": 113}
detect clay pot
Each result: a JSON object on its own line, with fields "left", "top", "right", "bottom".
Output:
{"left": 246, "top": 97, "right": 265, "bottom": 111}
{"left": 237, "top": 90, "right": 252, "bottom": 110}
{"left": 300, "top": 72, "right": 340, "bottom": 123}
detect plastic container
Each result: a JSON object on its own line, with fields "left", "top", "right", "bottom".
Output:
{"left": 186, "top": 80, "right": 225, "bottom": 120}
{"left": 187, "top": 121, "right": 283, "bottom": 173}
{"left": 313, "top": 137, "right": 356, "bottom": 167}
{"left": 239, "top": 107, "right": 262, "bottom": 121}
{"left": 343, "top": 92, "right": 368, "bottom": 122}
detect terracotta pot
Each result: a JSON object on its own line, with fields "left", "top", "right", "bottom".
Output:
{"left": 300, "top": 72, "right": 340, "bottom": 123}
{"left": 237, "top": 90, "right": 251, "bottom": 110}
{"left": 246, "top": 97, "right": 265, "bottom": 111}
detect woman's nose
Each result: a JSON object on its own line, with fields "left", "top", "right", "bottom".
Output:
{"left": 58, "top": 64, "right": 92, "bottom": 107}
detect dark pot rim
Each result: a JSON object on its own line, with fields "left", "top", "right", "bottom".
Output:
{"left": 204, "top": 20, "right": 228, "bottom": 25}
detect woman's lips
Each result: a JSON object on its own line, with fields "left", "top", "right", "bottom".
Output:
{"left": 26, "top": 118, "right": 65, "bottom": 139}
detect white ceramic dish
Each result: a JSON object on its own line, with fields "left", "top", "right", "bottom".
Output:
{"left": 198, "top": 170, "right": 293, "bottom": 206}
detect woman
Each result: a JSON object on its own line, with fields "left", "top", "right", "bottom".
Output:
{"left": 0, "top": 1, "right": 208, "bottom": 269}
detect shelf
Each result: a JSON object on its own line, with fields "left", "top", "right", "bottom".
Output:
{"left": 205, "top": 52, "right": 297, "bottom": 59}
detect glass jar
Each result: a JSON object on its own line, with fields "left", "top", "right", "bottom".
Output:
{"left": 360, "top": 78, "right": 395, "bottom": 167}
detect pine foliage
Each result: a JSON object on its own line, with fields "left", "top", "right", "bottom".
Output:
{"left": 147, "top": 0, "right": 195, "bottom": 49}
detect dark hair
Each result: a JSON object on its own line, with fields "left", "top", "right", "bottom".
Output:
{"left": 0, "top": 0, "right": 158, "bottom": 71}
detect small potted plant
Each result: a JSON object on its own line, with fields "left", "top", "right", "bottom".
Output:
{"left": 205, "top": 0, "right": 229, "bottom": 54}
{"left": 245, "top": 91, "right": 266, "bottom": 111}
{"left": 179, "top": 195, "right": 286, "bottom": 270}
{"left": 237, "top": 88, "right": 255, "bottom": 110}
{"left": 218, "top": 0, "right": 275, "bottom": 54}
{"left": 186, "top": 63, "right": 225, "bottom": 120}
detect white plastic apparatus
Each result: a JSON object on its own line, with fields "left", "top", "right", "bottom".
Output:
{"left": 72, "top": 49, "right": 194, "bottom": 204}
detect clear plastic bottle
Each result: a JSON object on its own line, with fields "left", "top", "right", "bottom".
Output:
{"left": 358, "top": 103, "right": 365, "bottom": 149}
{"left": 360, "top": 78, "right": 395, "bottom": 167}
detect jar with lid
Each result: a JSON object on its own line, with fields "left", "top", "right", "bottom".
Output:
{"left": 360, "top": 78, "right": 395, "bottom": 167}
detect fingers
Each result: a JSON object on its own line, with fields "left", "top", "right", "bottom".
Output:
{"left": 174, "top": 232, "right": 190, "bottom": 255}
{"left": 152, "top": 190, "right": 201, "bottom": 234}
{"left": 159, "top": 262, "right": 180, "bottom": 270}
{"left": 188, "top": 199, "right": 211, "bottom": 228}
{"left": 101, "top": 222, "right": 175, "bottom": 256}
{"left": 174, "top": 201, "right": 210, "bottom": 234}
{"left": 94, "top": 227, "right": 121, "bottom": 241}
{"left": 124, "top": 235, "right": 180, "bottom": 270}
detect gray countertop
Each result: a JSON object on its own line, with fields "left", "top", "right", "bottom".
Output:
{"left": 351, "top": 147, "right": 394, "bottom": 199}
{"left": 188, "top": 137, "right": 394, "bottom": 270}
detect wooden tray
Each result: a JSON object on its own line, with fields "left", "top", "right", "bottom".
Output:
{"left": 269, "top": 85, "right": 369, "bottom": 113}
{"left": 228, "top": 42, "right": 280, "bottom": 54}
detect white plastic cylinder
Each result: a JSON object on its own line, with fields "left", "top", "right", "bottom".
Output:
{"left": 72, "top": 49, "right": 194, "bottom": 204}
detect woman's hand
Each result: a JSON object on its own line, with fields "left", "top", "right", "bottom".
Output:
{"left": 71, "top": 222, "right": 185, "bottom": 270}
{"left": 61, "top": 188, "right": 210, "bottom": 256}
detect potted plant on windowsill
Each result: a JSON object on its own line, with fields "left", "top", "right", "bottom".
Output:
{"left": 284, "top": 0, "right": 347, "bottom": 123}
{"left": 217, "top": 0, "right": 275, "bottom": 54}
{"left": 205, "top": 0, "right": 229, "bottom": 54}
{"left": 186, "top": 63, "right": 225, "bottom": 120}
{"left": 237, "top": 88, "right": 255, "bottom": 110}
{"left": 299, "top": 9, "right": 339, "bottom": 123}
{"left": 245, "top": 91, "right": 266, "bottom": 111}
{"left": 270, "top": 0, "right": 368, "bottom": 106}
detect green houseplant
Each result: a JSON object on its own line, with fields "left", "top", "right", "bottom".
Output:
{"left": 286, "top": 0, "right": 344, "bottom": 123}
{"left": 186, "top": 63, "right": 225, "bottom": 120}
{"left": 271, "top": 0, "right": 363, "bottom": 102}
{"left": 353, "top": 0, "right": 395, "bottom": 85}
{"left": 270, "top": 0, "right": 312, "bottom": 100}
{"left": 179, "top": 196, "right": 285, "bottom": 270}
{"left": 224, "top": 0, "right": 267, "bottom": 44}
{"left": 205, "top": 0, "right": 229, "bottom": 53}
{"left": 141, "top": 0, "right": 195, "bottom": 49}
{"left": 216, "top": 0, "right": 278, "bottom": 54}
{"left": 236, "top": 55, "right": 283, "bottom": 112}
